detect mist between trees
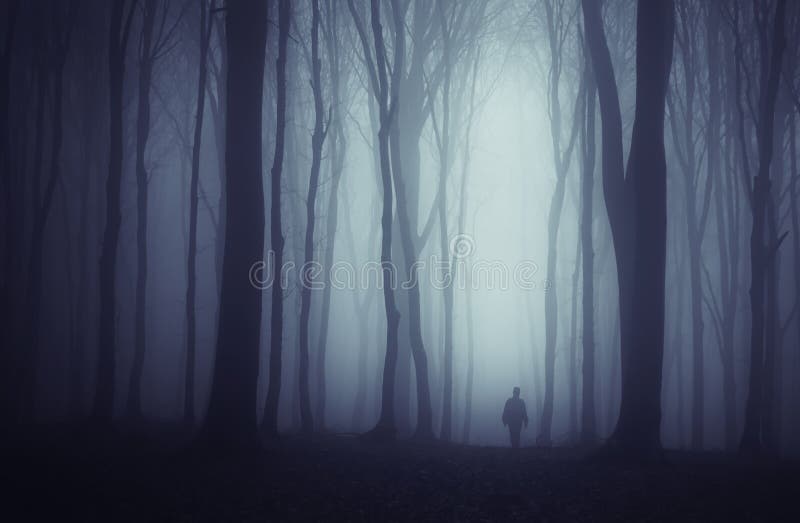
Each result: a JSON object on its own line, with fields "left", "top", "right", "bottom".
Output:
{"left": 1, "top": 0, "right": 799, "bottom": 458}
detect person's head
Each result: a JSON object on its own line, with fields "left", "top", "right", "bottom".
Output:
{"left": 513, "top": 387, "right": 520, "bottom": 398}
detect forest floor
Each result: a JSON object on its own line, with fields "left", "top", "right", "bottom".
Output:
{"left": 4, "top": 426, "right": 799, "bottom": 522}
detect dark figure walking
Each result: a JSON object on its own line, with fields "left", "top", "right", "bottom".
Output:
{"left": 502, "top": 387, "right": 528, "bottom": 448}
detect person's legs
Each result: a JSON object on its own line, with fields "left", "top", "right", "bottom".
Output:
{"left": 509, "top": 425, "right": 520, "bottom": 448}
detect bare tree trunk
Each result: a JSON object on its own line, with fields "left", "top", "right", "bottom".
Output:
{"left": 185, "top": 0, "right": 214, "bottom": 427}
{"left": 94, "top": 0, "right": 135, "bottom": 423}
{"left": 0, "top": 2, "right": 21, "bottom": 419}
{"left": 127, "top": 0, "right": 157, "bottom": 421}
{"left": 540, "top": 0, "right": 583, "bottom": 445}
{"left": 459, "top": 47, "right": 480, "bottom": 445}
{"left": 581, "top": 0, "right": 674, "bottom": 454}
{"left": 72, "top": 124, "right": 92, "bottom": 418}
{"left": 436, "top": 5, "right": 454, "bottom": 442}
{"left": 21, "top": 52, "right": 47, "bottom": 416}
{"left": 347, "top": 0, "right": 401, "bottom": 439}
{"left": 568, "top": 220, "right": 581, "bottom": 440}
{"left": 351, "top": 96, "right": 381, "bottom": 430}
{"left": 261, "top": 0, "right": 289, "bottom": 439}
{"left": 298, "top": 0, "right": 327, "bottom": 434}
{"left": 739, "top": 0, "right": 787, "bottom": 453}
{"left": 790, "top": 115, "right": 800, "bottom": 440}
{"left": 348, "top": 198, "right": 378, "bottom": 430}
{"left": 708, "top": 3, "right": 740, "bottom": 451}
{"left": 762, "top": 92, "right": 788, "bottom": 453}
{"left": 314, "top": 0, "right": 346, "bottom": 431}
{"left": 202, "top": 0, "right": 268, "bottom": 451}
{"left": 385, "top": 0, "right": 434, "bottom": 440}
{"left": 24, "top": 6, "right": 74, "bottom": 415}
{"left": 580, "top": 52, "right": 597, "bottom": 445}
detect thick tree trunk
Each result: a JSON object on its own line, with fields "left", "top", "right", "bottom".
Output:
{"left": 202, "top": 0, "right": 267, "bottom": 450}
{"left": 0, "top": 3, "right": 21, "bottom": 418}
{"left": 581, "top": 0, "right": 674, "bottom": 454}
{"left": 385, "top": 0, "right": 433, "bottom": 440}
{"left": 390, "top": 127, "right": 434, "bottom": 439}
{"left": 790, "top": 117, "right": 799, "bottom": 442}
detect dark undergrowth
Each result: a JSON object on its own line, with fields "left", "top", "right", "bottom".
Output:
{"left": 3, "top": 424, "right": 798, "bottom": 521}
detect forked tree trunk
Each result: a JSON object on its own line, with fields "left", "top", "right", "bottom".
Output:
{"left": 581, "top": 0, "right": 674, "bottom": 454}
{"left": 347, "top": 0, "right": 401, "bottom": 439}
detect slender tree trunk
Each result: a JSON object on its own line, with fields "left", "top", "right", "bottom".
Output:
{"left": 458, "top": 49, "right": 480, "bottom": 445}
{"left": 740, "top": 0, "right": 787, "bottom": 453}
{"left": 580, "top": 56, "right": 597, "bottom": 445}
{"left": 127, "top": 0, "right": 157, "bottom": 421}
{"left": 568, "top": 221, "right": 581, "bottom": 440}
{"left": 346, "top": 0, "right": 402, "bottom": 439}
{"left": 72, "top": 131, "right": 91, "bottom": 418}
{"left": 348, "top": 202, "right": 378, "bottom": 430}
{"left": 708, "top": 3, "right": 738, "bottom": 451}
{"left": 539, "top": 0, "right": 583, "bottom": 445}
{"left": 261, "top": 0, "right": 290, "bottom": 438}
{"left": 437, "top": 19, "right": 454, "bottom": 442}
{"left": 350, "top": 99, "right": 380, "bottom": 430}
{"left": 298, "top": 0, "right": 326, "bottom": 434}
{"left": 25, "top": 7, "right": 75, "bottom": 414}
{"left": 314, "top": 0, "right": 346, "bottom": 431}
{"left": 94, "top": 0, "right": 134, "bottom": 423}
{"left": 21, "top": 57, "right": 47, "bottom": 416}
{"left": 185, "top": 0, "right": 214, "bottom": 427}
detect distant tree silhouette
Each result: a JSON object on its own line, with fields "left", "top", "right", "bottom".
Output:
{"left": 94, "top": 0, "right": 137, "bottom": 424}
{"left": 185, "top": 0, "right": 216, "bottom": 427}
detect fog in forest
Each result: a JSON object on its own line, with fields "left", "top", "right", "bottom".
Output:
{"left": 4, "top": 3, "right": 800, "bottom": 516}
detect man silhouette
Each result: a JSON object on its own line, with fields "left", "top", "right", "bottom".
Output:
{"left": 502, "top": 387, "right": 528, "bottom": 448}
